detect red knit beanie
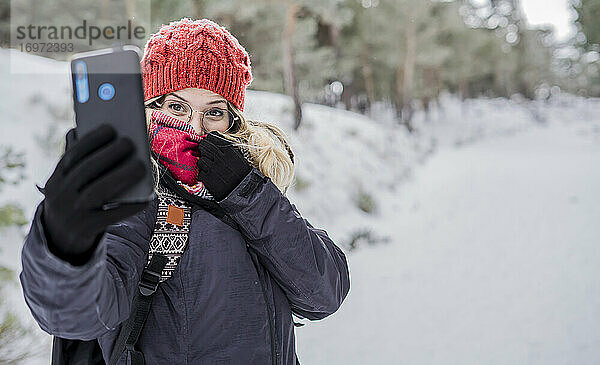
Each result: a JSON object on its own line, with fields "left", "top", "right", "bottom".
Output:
{"left": 141, "top": 18, "right": 253, "bottom": 111}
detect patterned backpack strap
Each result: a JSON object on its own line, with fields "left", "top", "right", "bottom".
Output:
{"left": 146, "top": 183, "right": 192, "bottom": 282}
{"left": 109, "top": 181, "right": 195, "bottom": 364}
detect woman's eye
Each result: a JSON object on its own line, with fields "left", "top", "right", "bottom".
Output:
{"left": 207, "top": 109, "right": 225, "bottom": 117}
{"left": 168, "top": 102, "right": 186, "bottom": 113}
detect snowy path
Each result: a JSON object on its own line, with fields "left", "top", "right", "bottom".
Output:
{"left": 296, "top": 121, "right": 600, "bottom": 364}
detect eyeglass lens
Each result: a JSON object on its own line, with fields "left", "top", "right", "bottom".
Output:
{"left": 160, "top": 97, "right": 233, "bottom": 133}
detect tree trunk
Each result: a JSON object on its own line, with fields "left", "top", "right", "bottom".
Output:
{"left": 125, "top": 0, "right": 135, "bottom": 18}
{"left": 190, "top": 0, "right": 204, "bottom": 18}
{"left": 282, "top": 2, "right": 302, "bottom": 130}
{"left": 101, "top": 0, "right": 110, "bottom": 20}
{"left": 401, "top": 10, "right": 417, "bottom": 132}
{"left": 459, "top": 76, "right": 468, "bottom": 100}
{"left": 329, "top": 24, "right": 341, "bottom": 61}
{"left": 395, "top": 65, "right": 405, "bottom": 125}
{"left": 341, "top": 81, "right": 353, "bottom": 111}
{"left": 361, "top": 47, "right": 376, "bottom": 110}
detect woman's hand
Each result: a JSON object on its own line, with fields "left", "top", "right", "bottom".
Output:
{"left": 40, "top": 124, "right": 149, "bottom": 265}
{"left": 197, "top": 132, "right": 252, "bottom": 201}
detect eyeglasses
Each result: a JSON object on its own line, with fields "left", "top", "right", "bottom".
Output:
{"left": 154, "top": 95, "right": 238, "bottom": 134}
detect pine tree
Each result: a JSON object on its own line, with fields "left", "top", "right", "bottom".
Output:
{"left": 0, "top": 147, "right": 37, "bottom": 364}
{"left": 211, "top": 0, "right": 347, "bottom": 130}
{"left": 573, "top": 0, "right": 600, "bottom": 49}
{"left": 571, "top": 0, "right": 600, "bottom": 96}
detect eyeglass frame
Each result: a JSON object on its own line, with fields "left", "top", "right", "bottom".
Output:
{"left": 146, "top": 93, "right": 240, "bottom": 134}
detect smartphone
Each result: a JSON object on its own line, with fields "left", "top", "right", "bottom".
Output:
{"left": 70, "top": 46, "right": 155, "bottom": 209}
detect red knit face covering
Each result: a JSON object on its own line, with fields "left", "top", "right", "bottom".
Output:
{"left": 148, "top": 109, "right": 206, "bottom": 186}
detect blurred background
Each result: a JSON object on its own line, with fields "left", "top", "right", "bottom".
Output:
{"left": 0, "top": 0, "right": 599, "bottom": 363}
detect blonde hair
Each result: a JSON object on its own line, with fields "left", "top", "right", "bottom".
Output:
{"left": 144, "top": 95, "right": 295, "bottom": 197}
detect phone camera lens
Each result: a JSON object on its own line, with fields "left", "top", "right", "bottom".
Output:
{"left": 98, "top": 83, "right": 116, "bottom": 101}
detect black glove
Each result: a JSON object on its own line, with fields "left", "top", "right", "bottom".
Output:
{"left": 39, "top": 124, "right": 149, "bottom": 266}
{"left": 197, "top": 132, "right": 252, "bottom": 201}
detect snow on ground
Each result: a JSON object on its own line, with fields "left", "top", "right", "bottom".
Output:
{"left": 1, "top": 48, "right": 599, "bottom": 364}
{"left": 296, "top": 110, "right": 600, "bottom": 364}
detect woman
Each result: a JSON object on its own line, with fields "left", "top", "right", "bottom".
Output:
{"left": 20, "top": 18, "right": 350, "bottom": 364}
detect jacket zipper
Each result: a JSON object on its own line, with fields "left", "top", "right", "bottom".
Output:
{"left": 160, "top": 163, "right": 277, "bottom": 365}
{"left": 249, "top": 248, "right": 277, "bottom": 365}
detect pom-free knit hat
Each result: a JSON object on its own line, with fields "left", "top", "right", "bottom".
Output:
{"left": 140, "top": 18, "right": 253, "bottom": 111}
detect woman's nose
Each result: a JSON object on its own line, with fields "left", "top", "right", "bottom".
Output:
{"left": 189, "top": 113, "right": 205, "bottom": 134}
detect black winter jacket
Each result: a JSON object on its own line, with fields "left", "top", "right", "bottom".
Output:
{"left": 20, "top": 164, "right": 351, "bottom": 364}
